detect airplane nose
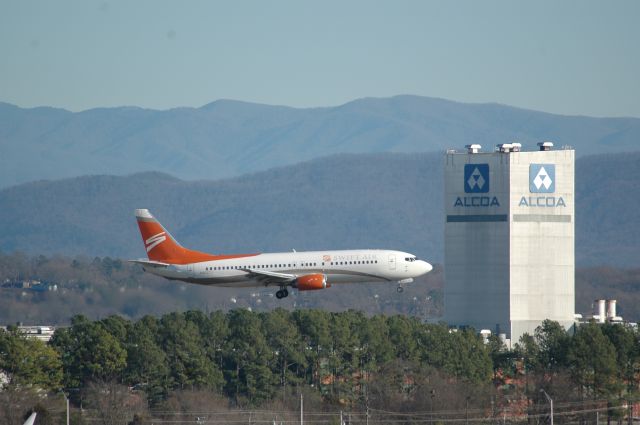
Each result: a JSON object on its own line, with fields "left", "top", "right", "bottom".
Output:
{"left": 418, "top": 260, "right": 433, "bottom": 275}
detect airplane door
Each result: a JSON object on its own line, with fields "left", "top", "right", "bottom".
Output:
{"left": 388, "top": 254, "right": 396, "bottom": 271}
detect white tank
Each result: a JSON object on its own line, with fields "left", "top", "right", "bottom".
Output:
{"left": 596, "top": 299, "right": 606, "bottom": 323}
{"left": 607, "top": 299, "right": 617, "bottom": 320}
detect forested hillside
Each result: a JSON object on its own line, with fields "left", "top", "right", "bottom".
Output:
{"left": 2, "top": 95, "right": 640, "bottom": 187}
{"left": 1, "top": 151, "right": 639, "bottom": 266}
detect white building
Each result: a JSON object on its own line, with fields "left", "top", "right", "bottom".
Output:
{"left": 444, "top": 142, "right": 575, "bottom": 346}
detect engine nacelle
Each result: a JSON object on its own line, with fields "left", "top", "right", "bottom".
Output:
{"left": 294, "top": 273, "right": 330, "bottom": 291}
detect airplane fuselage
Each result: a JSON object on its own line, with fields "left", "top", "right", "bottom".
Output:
{"left": 143, "top": 249, "right": 430, "bottom": 287}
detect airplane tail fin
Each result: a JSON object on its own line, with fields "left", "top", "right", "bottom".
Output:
{"left": 134, "top": 209, "right": 251, "bottom": 265}
{"left": 135, "top": 209, "right": 186, "bottom": 263}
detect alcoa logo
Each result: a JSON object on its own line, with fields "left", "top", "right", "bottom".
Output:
{"left": 520, "top": 163, "right": 566, "bottom": 207}
{"left": 145, "top": 232, "right": 166, "bottom": 252}
{"left": 464, "top": 164, "right": 489, "bottom": 193}
{"left": 530, "top": 164, "right": 555, "bottom": 193}
{"left": 455, "top": 164, "right": 500, "bottom": 207}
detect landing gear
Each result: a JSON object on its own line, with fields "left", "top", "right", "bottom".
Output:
{"left": 396, "top": 278, "right": 412, "bottom": 293}
{"left": 275, "top": 288, "right": 289, "bottom": 299}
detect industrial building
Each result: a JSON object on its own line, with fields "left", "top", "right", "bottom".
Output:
{"left": 444, "top": 142, "right": 575, "bottom": 346}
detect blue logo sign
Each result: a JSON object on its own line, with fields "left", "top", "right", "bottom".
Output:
{"left": 464, "top": 164, "right": 489, "bottom": 193}
{"left": 530, "top": 164, "right": 555, "bottom": 193}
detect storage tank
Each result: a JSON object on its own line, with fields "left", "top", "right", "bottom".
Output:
{"left": 607, "top": 299, "right": 617, "bottom": 320}
{"left": 596, "top": 299, "right": 606, "bottom": 323}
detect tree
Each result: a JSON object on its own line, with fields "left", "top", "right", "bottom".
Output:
{"left": 124, "top": 317, "right": 171, "bottom": 405}
{"left": 0, "top": 328, "right": 62, "bottom": 391}
{"left": 386, "top": 315, "right": 419, "bottom": 361}
{"left": 83, "top": 380, "right": 148, "bottom": 425}
{"left": 184, "top": 310, "right": 229, "bottom": 372}
{"left": 100, "top": 315, "right": 131, "bottom": 344}
{"left": 567, "top": 322, "right": 619, "bottom": 400}
{"left": 601, "top": 323, "right": 640, "bottom": 398}
{"left": 486, "top": 334, "right": 512, "bottom": 380}
{"left": 261, "top": 309, "right": 306, "bottom": 404}
{"left": 224, "top": 309, "right": 275, "bottom": 405}
{"left": 292, "top": 309, "right": 331, "bottom": 388}
{"left": 534, "top": 320, "right": 570, "bottom": 372}
{"left": 50, "top": 315, "right": 127, "bottom": 390}
{"left": 158, "top": 312, "right": 221, "bottom": 391}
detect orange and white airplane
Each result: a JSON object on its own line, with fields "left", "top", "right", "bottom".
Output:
{"left": 132, "top": 209, "right": 432, "bottom": 298}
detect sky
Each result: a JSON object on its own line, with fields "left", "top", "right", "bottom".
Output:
{"left": 1, "top": 0, "right": 639, "bottom": 117}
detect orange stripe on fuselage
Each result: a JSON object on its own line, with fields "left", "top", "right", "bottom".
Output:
{"left": 136, "top": 217, "right": 258, "bottom": 265}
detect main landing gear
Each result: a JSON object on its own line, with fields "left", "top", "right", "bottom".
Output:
{"left": 275, "top": 288, "right": 289, "bottom": 299}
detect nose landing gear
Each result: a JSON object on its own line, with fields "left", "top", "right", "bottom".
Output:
{"left": 275, "top": 288, "right": 289, "bottom": 299}
{"left": 396, "top": 278, "right": 413, "bottom": 293}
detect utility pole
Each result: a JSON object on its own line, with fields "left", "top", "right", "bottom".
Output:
{"left": 540, "top": 389, "right": 554, "bottom": 425}
{"left": 466, "top": 396, "right": 470, "bottom": 425}
{"left": 60, "top": 391, "right": 69, "bottom": 425}
{"left": 300, "top": 393, "right": 303, "bottom": 425}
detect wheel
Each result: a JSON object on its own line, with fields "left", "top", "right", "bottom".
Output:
{"left": 397, "top": 286, "right": 404, "bottom": 293}
{"left": 276, "top": 290, "right": 284, "bottom": 299}
{"left": 282, "top": 288, "right": 289, "bottom": 298}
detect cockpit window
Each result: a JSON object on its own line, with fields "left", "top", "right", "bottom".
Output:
{"left": 404, "top": 256, "right": 418, "bottom": 262}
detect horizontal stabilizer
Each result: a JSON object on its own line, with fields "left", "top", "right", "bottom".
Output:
{"left": 128, "top": 259, "right": 170, "bottom": 269}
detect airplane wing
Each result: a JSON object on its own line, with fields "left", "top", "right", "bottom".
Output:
{"left": 240, "top": 268, "right": 297, "bottom": 286}
{"left": 128, "top": 259, "right": 170, "bottom": 269}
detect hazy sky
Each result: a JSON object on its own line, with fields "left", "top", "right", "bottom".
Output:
{"left": 1, "top": 0, "right": 639, "bottom": 117}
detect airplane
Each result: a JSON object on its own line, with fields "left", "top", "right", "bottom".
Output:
{"left": 131, "top": 209, "right": 432, "bottom": 298}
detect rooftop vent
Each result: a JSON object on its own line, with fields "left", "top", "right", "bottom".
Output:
{"left": 538, "top": 141, "right": 554, "bottom": 151}
{"left": 466, "top": 144, "right": 482, "bottom": 154}
{"left": 496, "top": 143, "right": 513, "bottom": 153}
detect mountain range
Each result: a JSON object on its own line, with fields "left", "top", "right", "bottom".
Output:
{"left": 2, "top": 95, "right": 640, "bottom": 188}
{"left": 1, "top": 151, "right": 638, "bottom": 267}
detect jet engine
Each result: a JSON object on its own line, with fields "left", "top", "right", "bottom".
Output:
{"left": 294, "top": 274, "right": 330, "bottom": 291}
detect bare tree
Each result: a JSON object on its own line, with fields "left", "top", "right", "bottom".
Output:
{"left": 83, "top": 380, "right": 148, "bottom": 425}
